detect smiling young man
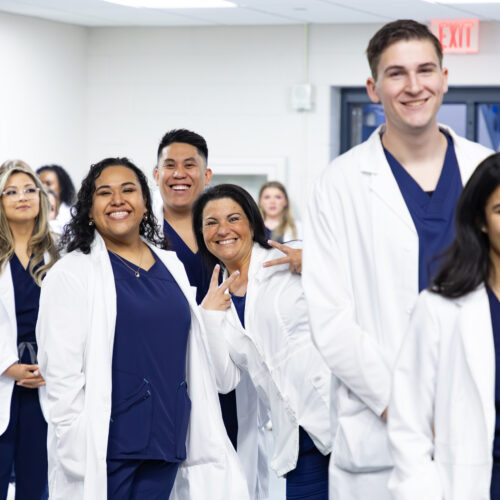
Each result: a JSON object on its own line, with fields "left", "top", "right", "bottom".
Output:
{"left": 302, "top": 20, "right": 493, "bottom": 500}
{"left": 153, "top": 129, "right": 269, "bottom": 500}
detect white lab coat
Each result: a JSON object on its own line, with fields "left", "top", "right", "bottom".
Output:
{"left": 0, "top": 261, "right": 24, "bottom": 435}
{"left": 153, "top": 199, "right": 269, "bottom": 499}
{"left": 35, "top": 233, "right": 249, "bottom": 500}
{"left": 49, "top": 202, "right": 72, "bottom": 235}
{"left": 302, "top": 125, "right": 493, "bottom": 499}
{"left": 0, "top": 255, "right": 52, "bottom": 436}
{"left": 201, "top": 243, "right": 332, "bottom": 477}
{"left": 388, "top": 287, "right": 494, "bottom": 500}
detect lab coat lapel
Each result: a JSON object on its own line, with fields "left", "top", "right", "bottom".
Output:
{"left": 459, "top": 287, "right": 495, "bottom": 446}
{"left": 0, "top": 261, "right": 16, "bottom": 337}
{"left": 363, "top": 127, "right": 416, "bottom": 232}
{"left": 90, "top": 235, "right": 117, "bottom": 351}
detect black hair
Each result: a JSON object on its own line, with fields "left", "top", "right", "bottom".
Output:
{"left": 432, "top": 153, "right": 500, "bottom": 298}
{"left": 192, "top": 183, "right": 271, "bottom": 272}
{"left": 60, "top": 157, "right": 168, "bottom": 254}
{"left": 156, "top": 129, "right": 208, "bottom": 164}
{"left": 366, "top": 20, "right": 443, "bottom": 80}
{"left": 36, "top": 164, "right": 76, "bottom": 205}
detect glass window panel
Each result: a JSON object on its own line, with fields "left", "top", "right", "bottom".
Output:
{"left": 436, "top": 104, "right": 467, "bottom": 138}
{"left": 211, "top": 174, "right": 268, "bottom": 202}
{"left": 477, "top": 104, "right": 500, "bottom": 151}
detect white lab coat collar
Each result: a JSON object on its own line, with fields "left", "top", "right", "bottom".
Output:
{"left": 359, "top": 123, "right": 486, "bottom": 234}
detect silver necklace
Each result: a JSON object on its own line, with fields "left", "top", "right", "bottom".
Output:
{"left": 109, "top": 248, "right": 143, "bottom": 278}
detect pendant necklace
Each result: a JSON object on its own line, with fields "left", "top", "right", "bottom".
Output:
{"left": 109, "top": 246, "right": 143, "bottom": 278}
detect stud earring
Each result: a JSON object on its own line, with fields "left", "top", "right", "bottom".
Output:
{"left": 89, "top": 219, "right": 94, "bottom": 226}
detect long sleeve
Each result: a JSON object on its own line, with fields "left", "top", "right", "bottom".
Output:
{"left": 388, "top": 291, "right": 443, "bottom": 500}
{"left": 199, "top": 307, "right": 241, "bottom": 394}
{"left": 36, "top": 266, "right": 88, "bottom": 479}
{"left": 302, "top": 171, "right": 391, "bottom": 416}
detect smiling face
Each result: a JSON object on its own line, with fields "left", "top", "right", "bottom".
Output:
{"left": 202, "top": 197, "right": 254, "bottom": 270}
{"left": 1, "top": 172, "right": 40, "bottom": 227}
{"left": 89, "top": 165, "right": 147, "bottom": 248}
{"left": 155, "top": 142, "right": 212, "bottom": 215}
{"left": 366, "top": 39, "right": 448, "bottom": 137}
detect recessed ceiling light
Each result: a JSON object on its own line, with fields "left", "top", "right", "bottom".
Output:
{"left": 423, "top": 0, "right": 500, "bottom": 3}
{"left": 102, "top": 0, "right": 236, "bottom": 8}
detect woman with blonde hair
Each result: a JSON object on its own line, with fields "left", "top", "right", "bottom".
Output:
{"left": 0, "top": 160, "right": 58, "bottom": 499}
{"left": 258, "top": 181, "right": 301, "bottom": 243}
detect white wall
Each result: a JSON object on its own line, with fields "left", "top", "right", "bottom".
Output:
{"left": 0, "top": 12, "right": 88, "bottom": 179}
{"left": 3, "top": 14, "right": 500, "bottom": 215}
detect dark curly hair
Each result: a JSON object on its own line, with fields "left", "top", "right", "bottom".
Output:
{"left": 60, "top": 157, "right": 168, "bottom": 254}
{"left": 192, "top": 183, "right": 271, "bottom": 272}
{"left": 36, "top": 164, "right": 76, "bottom": 205}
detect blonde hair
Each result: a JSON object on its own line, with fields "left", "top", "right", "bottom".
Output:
{"left": 0, "top": 160, "right": 59, "bottom": 285}
{"left": 258, "top": 180, "right": 297, "bottom": 241}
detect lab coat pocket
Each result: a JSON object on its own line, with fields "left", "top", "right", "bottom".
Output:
{"left": 108, "top": 372, "right": 152, "bottom": 454}
{"left": 175, "top": 381, "right": 191, "bottom": 460}
{"left": 333, "top": 406, "right": 392, "bottom": 472}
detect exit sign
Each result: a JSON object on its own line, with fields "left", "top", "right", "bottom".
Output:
{"left": 430, "top": 19, "right": 479, "bottom": 53}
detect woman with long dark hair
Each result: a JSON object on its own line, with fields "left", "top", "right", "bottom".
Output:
{"left": 0, "top": 160, "right": 58, "bottom": 499}
{"left": 194, "top": 183, "right": 332, "bottom": 500}
{"left": 36, "top": 158, "right": 248, "bottom": 500}
{"left": 36, "top": 164, "right": 76, "bottom": 235}
{"left": 388, "top": 153, "right": 500, "bottom": 499}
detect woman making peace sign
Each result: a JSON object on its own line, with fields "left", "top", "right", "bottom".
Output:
{"left": 195, "top": 184, "right": 332, "bottom": 500}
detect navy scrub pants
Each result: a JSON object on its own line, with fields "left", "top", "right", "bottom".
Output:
{"left": 107, "top": 459, "right": 179, "bottom": 500}
{"left": 286, "top": 427, "right": 330, "bottom": 500}
{"left": 0, "top": 385, "right": 48, "bottom": 500}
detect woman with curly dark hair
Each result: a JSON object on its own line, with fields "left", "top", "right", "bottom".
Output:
{"left": 36, "top": 164, "right": 76, "bottom": 235}
{"left": 36, "top": 158, "right": 249, "bottom": 500}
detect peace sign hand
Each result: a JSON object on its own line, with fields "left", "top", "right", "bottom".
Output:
{"left": 201, "top": 264, "right": 240, "bottom": 311}
{"left": 262, "top": 240, "right": 303, "bottom": 274}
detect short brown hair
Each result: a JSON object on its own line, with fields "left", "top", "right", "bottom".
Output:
{"left": 366, "top": 19, "right": 443, "bottom": 80}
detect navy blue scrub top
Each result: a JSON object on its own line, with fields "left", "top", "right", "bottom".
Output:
{"left": 107, "top": 250, "right": 191, "bottom": 462}
{"left": 231, "top": 293, "right": 246, "bottom": 329}
{"left": 163, "top": 219, "right": 209, "bottom": 305}
{"left": 10, "top": 253, "right": 42, "bottom": 364}
{"left": 384, "top": 131, "right": 462, "bottom": 291}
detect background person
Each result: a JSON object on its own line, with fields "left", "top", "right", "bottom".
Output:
{"left": 302, "top": 19, "right": 493, "bottom": 499}
{"left": 0, "top": 160, "right": 58, "bottom": 500}
{"left": 36, "top": 164, "right": 76, "bottom": 235}
{"left": 195, "top": 183, "right": 332, "bottom": 500}
{"left": 258, "top": 180, "right": 301, "bottom": 243}
{"left": 46, "top": 189, "right": 59, "bottom": 222}
{"left": 388, "top": 153, "right": 500, "bottom": 499}
{"left": 36, "top": 157, "right": 248, "bottom": 500}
